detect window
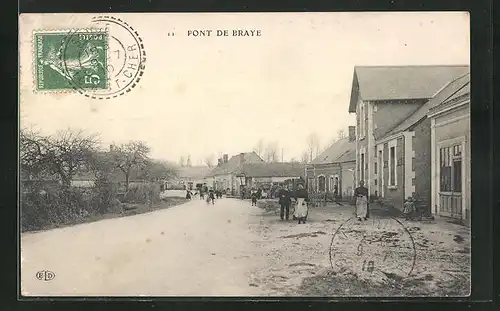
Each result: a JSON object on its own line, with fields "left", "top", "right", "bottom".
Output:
{"left": 318, "top": 176, "right": 326, "bottom": 192}
{"left": 358, "top": 102, "right": 366, "bottom": 139}
{"left": 440, "top": 144, "right": 462, "bottom": 192}
{"left": 389, "top": 146, "right": 396, "bottom": 186}
{"left": 308, "top": 178, "right": 314, "bottom": 192}
{"left": 374, "top": 162, "right": 378, "bottom": 175}
{"left": 378, "top": 150, "right": 383, "bottom": 174}
{"left": 329, "top": 176, "right": 334, "bottom": 191}
{"left": 359, "top": 104, "right": 364, "bottom": 137}
{"left": 360, "top": 153, "right": 365, "bottom": 182}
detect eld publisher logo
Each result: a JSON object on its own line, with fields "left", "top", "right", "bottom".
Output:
{"left": 36, "top": 270, "right": 55, "bottom": 281}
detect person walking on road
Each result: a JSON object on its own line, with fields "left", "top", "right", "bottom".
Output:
{"left": 208, "top": 189, "right": 215, "bottom": 205}
{"left": 354, "top": 180, "right": 369, "bottom": 221}
{"left": 278, "top": 185, "right": 292, "bottom": 221}
{"left": 186, "top": 189, "right": 192, "bottom": 200}
{"left": 293, "top": 184, "right": 309, "bottom": 224}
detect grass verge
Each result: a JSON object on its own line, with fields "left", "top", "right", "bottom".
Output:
{"left": 23, "top": 197, "right": 189, "bottom": 233}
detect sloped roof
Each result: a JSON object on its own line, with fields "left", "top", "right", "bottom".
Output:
{"left": 348, "top": 65, "right": 470, "bottom": 112}
{"left": 176, "top": 166, "right": 212, "bottom": 179}
{"left": 311, "top": 137, "right": 356, "bottom": 165}
{"left": 73, "top": 169, "right": 146, "bottom": 182}
{"left": 235, "top": 162, "right": 305, "bottom": 178}
{"left": 382, "top": 72, "right": 470, "bottom": 139}
{"left": 208, "top": 152, "right": 264, "bottom": 176}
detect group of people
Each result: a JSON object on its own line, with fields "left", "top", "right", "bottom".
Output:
{"left": 276, "top": 184, "right": 310, "bottom": 224}
{"left": 185, "top": 187, "right": 224, "bottom": 205}
{"left": 187, "top": 179, "right": 413, "bottom": 222}
{"left": 273, "top": 180, "right": 372, "bottom": 224}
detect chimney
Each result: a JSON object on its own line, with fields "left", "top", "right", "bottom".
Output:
{"left": 348, "top": 126, "right": 356, "bottom": 142}
{"left": 239, "top": 153, "right": 246, "bottom": 165}
{"left": 223, "top": 154, "right": 228, "bottom": 163}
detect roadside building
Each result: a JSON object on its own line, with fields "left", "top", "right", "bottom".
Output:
{"left": 173, "top": 166, "right": 212, "bottom": 190}
{"left": 348, "top": 65, "right": 469, "bottom": 211}
{"left": 305, "top": 126, "right": 356, "bottom": 198}
{"left": 428, "top": 73, "right": 470, "bottom": 224}
{"left": 234, "top": 162, "right": 305, "bottom": 193}
{"left": 207, "top": 152, "right": 264, "bottom": 195}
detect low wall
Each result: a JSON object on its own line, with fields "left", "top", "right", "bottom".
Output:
{"left": 160, "top": 190, "right": 187, "bottom": 199}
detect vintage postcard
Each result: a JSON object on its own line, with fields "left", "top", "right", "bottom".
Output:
{"left": 19, "top": 12, "right": 470, "bottom": 297}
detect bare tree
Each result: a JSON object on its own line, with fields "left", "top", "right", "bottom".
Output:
{"left": 204, "top": 154, "right": 215, "bottom": 168}
{"left": 47, "top": 129, "right": 100, "bottom": 187}
{"left": 264, "top": 141, "right": 279, "bottom": 162}
{"left": 20, "top": 128, "right": 100, "bottom": 187}
{"left": 253, "top": 139, "right": 265, "bottom": 158}
{"left": 20, "top": 128, "right": 49, "bottom": 179}
{"left": 337, "top": 129, "right": 346, "bottom": 140}
{"left": 111, "top": 141, "right": 150, "bottom": 191}
{"left": 306, "top": 132, "right": 320, "bottom": 162}
{"left": 300, "top": 152, "right": 309, "bottom": 164}
{"left": 139, "top": 159, "right": 178, "bottom": 182}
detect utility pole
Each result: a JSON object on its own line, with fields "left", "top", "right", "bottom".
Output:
{"left": 281, "top": 148, "right": 284, "bottom": 162}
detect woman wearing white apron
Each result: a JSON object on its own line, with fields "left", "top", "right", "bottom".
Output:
{"left": 293, "top": 184, "right": 309, "bottom": 224}
{"left": 354, "top": 180, "right": 369, "bottom": 221}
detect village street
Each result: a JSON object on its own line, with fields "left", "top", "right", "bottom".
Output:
{"left": 21, "top": 198, "right": 470, "bottom": 297}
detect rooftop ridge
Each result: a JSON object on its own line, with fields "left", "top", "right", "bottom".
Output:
{"left": 384, "top": 74, "right": 470, "bottom": 137}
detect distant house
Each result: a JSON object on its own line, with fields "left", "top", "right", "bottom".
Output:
{"left": 207, "top": 152, "right": 264, "bottom": 195}
{"left": 234, "top": 162, "right": 305, "bottom": 190}
{"left": 71, "top": 170, "right": 153, "bottom": 189}
{"left": 348, "top": 64, "right": 469, "bottom": 212}
{"left": 428, "top": 73, "right": 470, "bottom": 223}
{"left": 173, "top": 166, "right": 213, "bottom": 190}
{"left": 306, "top": 126, "right": 356, "bottom": 198}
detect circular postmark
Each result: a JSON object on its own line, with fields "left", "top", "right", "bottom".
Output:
{"left": 60, "top": 16, "right": 146, "bottom": 99}
{"left": 329, "top": 216, "right": 416, "bottom": 280}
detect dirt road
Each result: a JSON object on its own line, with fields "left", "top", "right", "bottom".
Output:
{"left": 21, "top": 198, "right": 270, "bottom": 296}
{"left": 21, "top": 198, "right": 470, "bottom": 297}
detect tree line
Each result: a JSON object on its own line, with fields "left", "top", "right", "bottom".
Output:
{"left": 250, "top": 129, "right": 348, "bottom": 164}
{"left": 20, "top": 127, "right": 178, "bottom": 190}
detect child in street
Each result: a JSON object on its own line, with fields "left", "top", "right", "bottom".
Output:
{"left": 403, "top": 197, "right": 416, "bottom": 220}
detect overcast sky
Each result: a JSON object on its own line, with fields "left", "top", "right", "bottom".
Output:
{"left": 20, "top": 12, "right": 469, "bottom": 165}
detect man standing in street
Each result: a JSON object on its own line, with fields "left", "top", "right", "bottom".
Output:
{"left": 278, "top": 185, "right": 292, "bottom": 221}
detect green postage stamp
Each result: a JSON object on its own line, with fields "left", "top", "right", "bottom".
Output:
{"left": 34, "top": 30, "right": 109, "bottom": 91}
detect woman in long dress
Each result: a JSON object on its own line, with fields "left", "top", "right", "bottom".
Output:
{"left": 354, "top": 180, "right": 369, "bottom": 221}
{"left": 294, "top": 184, "right": 309, "bottom": 224}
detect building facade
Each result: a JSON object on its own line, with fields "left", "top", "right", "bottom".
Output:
{"left": 235, "top": 162, "right": 305, "bottom": 191}
{"left": 348, "top": 65, "right": 469, "bottom": 211}
{"left": 429, "top": 74, "right": 470, "bottom": 223}
{"left": 208, "top": 152, "right": 264, "bottom": 195}
{"left": 306, "top": 126, "right": 356, "bottom": 198}
{"left": 173, "top": 166, "right": 212, "bottom": 190}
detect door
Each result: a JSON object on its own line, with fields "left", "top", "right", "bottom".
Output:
{"left": 438, "top": 144, "right": 463, "bottom": 219}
